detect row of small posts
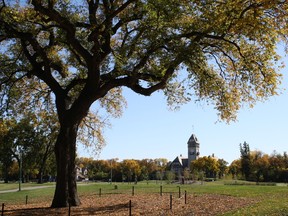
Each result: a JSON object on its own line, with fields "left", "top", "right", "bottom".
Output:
{"left": 98, "top": 186, "right": 135, "bottom": 197}
{"left": 99, "top": 185, "right": 183, "bottom": 197}
{"left": 128, "top": 192, "right": 187, "bottom": 216}
{"left": 1, "top": 195, "right": 29, "bottom": 216}
{"left": 76, "top": 185, "right": 187, "bottom": 216}
{"left": 160, "top": 185, "right": 184, "bottom": 199}
{"left": 169, "top": 190, "right": 187, "bottom": 211}
{"left": 1, "top": 186, "right": 188, "bottom": 216}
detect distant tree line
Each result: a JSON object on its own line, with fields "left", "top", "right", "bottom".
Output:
{"left": 229, "top": 142, "right": 288, "bottom": 183}
{"left": 1, "top": 128, "right": 288, "bottom": 183}
{"left": 75, "top": 143, "right": 288, "bottom": 183}
{"left": 75, "top": 157, "right": 169, "bottom": 183}
{"left": 76, "top": 156, "right": 229, "bottom": 183}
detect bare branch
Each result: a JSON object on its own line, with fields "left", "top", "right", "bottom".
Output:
{"left": 87, "top": 0, "right": 99, "bottom": 26}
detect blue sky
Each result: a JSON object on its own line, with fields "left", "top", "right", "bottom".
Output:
{"left": 79, "top": 51, "right": 288, "bottom": 165}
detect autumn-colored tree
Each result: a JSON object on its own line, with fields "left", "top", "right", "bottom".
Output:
{"left": 191, "top": 156, "right": 219, "bottom": 179}
{"left": 250, "top": 150, "right": 270, "bottom": 182}
{"left": 1, "top": 0, "right": 288, "bottom": 207}
{"left": 120, "top": 159, "right": 141, "bottom": 183}
{"left": 217, "top": 159, "right": 228, "bottom": 179}
{"left": 84, "top": 159, "right": 110, "bottom": 180}
{"left": 229, "top": 151, "right": 288, "bottom": 182}
{"left": 228, "top": 159, "right": 241, "bottom": 180}
{"left": 138, "top": 159, "right": 158, "bottom": 181}
{"left": 154, "top": 158, "right": 168, "bottom": 183}
{"left": 268, "top": 152, "right": 285, "bottom": 181}
{"left": 108, "top": 158, "right": 119, "bottom": 182}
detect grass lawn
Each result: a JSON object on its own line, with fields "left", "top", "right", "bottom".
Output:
{"left": 1, "top": 180, "right": 288, "bottom": 215}
{"left": 0, "top": 182, "right": 55, "bottom": 192}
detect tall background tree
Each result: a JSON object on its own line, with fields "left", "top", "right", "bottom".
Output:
{"left": 240, "top": 141, "right": 251, "bottom": 180}
{"left": 0, "top": 112, "right": 57, "bottom": 183}
{"left": 249, "top": 150, "right": 270, "bottom": 183}
{"left": 120, "top": 159, "right": 141, "bottom": 183}
{"left": 0, "top": 118, "right": 14, "bottom": 183}
{"left": 229, "top": 159, "right": 241, "bottom": 180}
{"left": 1, "top": 0, "right": 288, "bottom": 207}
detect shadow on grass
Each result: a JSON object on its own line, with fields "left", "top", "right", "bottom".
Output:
{"left": 4, "top": 203, "right": 131, "bottom": 215}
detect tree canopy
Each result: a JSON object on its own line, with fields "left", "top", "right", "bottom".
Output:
{"left": 1, "top": 0, "right": 288, "bottom": 208}
{"left": 1, "top": 0, "right": 287, "bottom": 122}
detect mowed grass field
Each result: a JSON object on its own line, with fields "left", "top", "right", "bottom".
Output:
{"left": 1, "top": 180, "right": 288, "bottom": 215}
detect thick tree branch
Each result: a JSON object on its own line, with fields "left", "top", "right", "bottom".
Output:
{"left": 64, "top": 78, "right": 87, "bottom": 94}
{"left": 21, "top": 40, "right": 64, "bottom": 96}
{"left": 87, "top": 0, "right": 98, "bottom": 26}
{"left": 31, "top": 0, "right": 92, "bottom": 63}
{"left": 99, "top": 54, "right": 182, "bottom": 97}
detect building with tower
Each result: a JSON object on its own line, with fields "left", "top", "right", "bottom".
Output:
{"left": 169, "top": 133, "right": 200, "bottom": 175}
{"left": 187, "top": 134, "right": 200, "bottom": 166}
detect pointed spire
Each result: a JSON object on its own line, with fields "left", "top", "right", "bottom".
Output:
{"left": 187, "top": 134, "right": 200, "bottom": 147}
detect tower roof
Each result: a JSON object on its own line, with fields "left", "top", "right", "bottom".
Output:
{"left": 187, "top": 134, "right": 200, "bottom": 146}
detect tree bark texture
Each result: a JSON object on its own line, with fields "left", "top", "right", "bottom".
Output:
{"left": 51, "top": 124, "right": 80, "bottom": 207}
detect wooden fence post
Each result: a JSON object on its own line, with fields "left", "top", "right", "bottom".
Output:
{"left": 132, "top": 186, "right": 134, "bottom": 196}
{"left": 170, "top": 194, "right": 172, "bottom": 210}
{"left": 68, "top": 202, "right": 71, "bottom": 216}
{"left": 129, "top": 200, "right": 132, "bottom": 216}
{"left": 1, "top": 203, "right": 4, "bottom": 216}
{"left": 160, "top": 185, "right": 162, "bottom": 196}
{"left": 178, "top": 186, "right": 181, "bottom": 198}
{"left": 25, "top": 195, "right": 28, "bottom": 205}
{"left": 185, "top": 190, "right": 187, "bottom": 204}
{"left": 99, "top": 188, "right": 102, "bottom": 197}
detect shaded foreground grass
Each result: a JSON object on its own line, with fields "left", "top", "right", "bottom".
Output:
{"left": 1, "top": 181, "right": 288, "bottom": 215}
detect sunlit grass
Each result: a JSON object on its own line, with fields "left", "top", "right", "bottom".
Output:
{"left": 0, "top": 182, "right": 49, "bottom": 191}
{"left": 223, "top": 192, "right": 288, "bottom": 215}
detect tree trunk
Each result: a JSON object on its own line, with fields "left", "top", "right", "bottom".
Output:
{"left": 51, "top": 124, "right": 80, "bottom": 208}
{"left": 4, "top": 165, "right": 9, "bottom": 183}
{"left": 37, "top": 172, "right": 43, "bottom": 184}
{"left": 37, "top": 144, "right": 51, "bottom": 184}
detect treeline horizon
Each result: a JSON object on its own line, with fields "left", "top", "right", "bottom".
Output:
{"left": 74, "top": 144, "right": 288, "bottom": 183}
{"left": 1, "top": 143, "right": 287, "bottom": 183}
